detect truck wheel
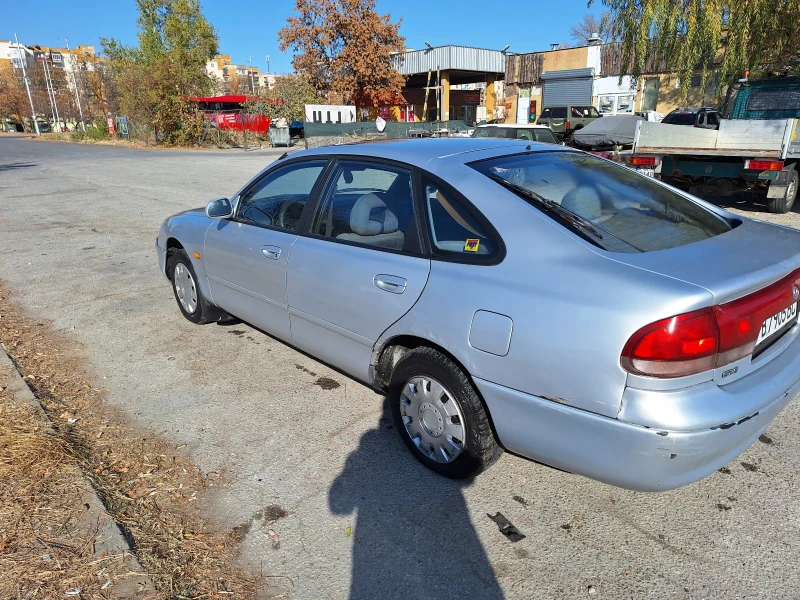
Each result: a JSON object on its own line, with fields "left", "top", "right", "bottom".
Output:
{"left": 767, "top": 170, "right": 798, "bottom": 214}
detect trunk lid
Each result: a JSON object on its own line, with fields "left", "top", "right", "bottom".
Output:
{"left": 609, "top": 218, "right": 800, "bottom": 304}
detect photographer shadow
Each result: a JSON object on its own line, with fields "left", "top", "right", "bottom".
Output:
{"left": 329, "top": 397, "right": 505, "bottom": 600}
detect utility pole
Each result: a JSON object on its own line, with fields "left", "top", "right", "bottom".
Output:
{"left": 248, "top": 54, "right": 255, "bottom": 93}
{"left": 14, "top": 34, "right": 39, "bottom": 135}
{"left": 65, "top": 38, "right": 86, "bottom": 132}
{"left": 43, "top": 58, "right": 61, "bottom": 130}
{"left": 265, "top": 55, "right": 270, "bottom": 74}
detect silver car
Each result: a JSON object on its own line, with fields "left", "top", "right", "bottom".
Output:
{"left": 156, "top": 139, "right": 800, "bottom": 491}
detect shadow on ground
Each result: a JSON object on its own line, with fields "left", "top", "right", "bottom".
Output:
{"left": 329, "top": 397, "right": 505, "bottom": 600}
{"left": 0, "top": 162, "right": 37, "bottom": 172}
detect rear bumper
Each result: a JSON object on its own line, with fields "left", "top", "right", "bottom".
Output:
{"left": 475, "top": 373, "right": 798, "bottom": 492}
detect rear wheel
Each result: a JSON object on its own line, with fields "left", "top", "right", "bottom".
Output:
{"left": 389, "top": 346, "right": 502, "bottom": 478}
{"left": 767, "top": 169, "right": 798, "bottom": 214}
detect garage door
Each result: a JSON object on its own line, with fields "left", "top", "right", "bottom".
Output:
{"left": 542, "top": 68, "right": 594, "bottom": 107}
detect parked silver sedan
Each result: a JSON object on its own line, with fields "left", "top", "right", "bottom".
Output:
{"left": 156, "top": 138, "right": 800, "bottom": 491}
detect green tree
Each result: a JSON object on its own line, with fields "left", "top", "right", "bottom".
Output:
{"left": 102, "top": 0, "right": 218, "bottom": 144}
{"left": 278, "top": 0, "right": 405, "bottom": 106}
{"left": 597, "top": 0, "right": 800, "bottom": 97}
{"left": 246, "top": 74, "right": 321, "bottom": 122}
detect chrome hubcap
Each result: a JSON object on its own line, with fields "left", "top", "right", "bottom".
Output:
{"left": 174, "top": 263, "right": 197, "bottom": 314}
{"left": 400, "top": 376, "right": 465, "bottom": 463}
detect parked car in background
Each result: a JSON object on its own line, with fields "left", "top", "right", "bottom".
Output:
{"left": 661, "top": 107, "right": 720, "bottom": 129}
{"left": 35, "top": 121, "right": 52, "bottom": 133}
{"left": 472, "top": 123, "right": 560, "bottom": 144}
{"left": 538, "top": 105, "right": 601, "bottom": 139}
{"left": 3, "top": 122, "right": 24, "bottom": 133}
{"left": 157, "top": 138, "right": 800, "bottom": 492}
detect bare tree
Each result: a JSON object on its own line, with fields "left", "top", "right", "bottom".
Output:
{"left": 569, "top": 13, "right": 615, "bottom": 45}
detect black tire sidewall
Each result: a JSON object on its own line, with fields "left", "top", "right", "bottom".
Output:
{"left": 389, "top": 347, "right": 500, "bottom": 478}
{"left": 768, "top": 170, "right": 798, "bottom": 214}
{"left": 167, "top": 250, "right": 207, "bottom": 324}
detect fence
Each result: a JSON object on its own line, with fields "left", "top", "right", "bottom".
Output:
{"left": 304, "top": 119, "right": 473, "bottom": 149}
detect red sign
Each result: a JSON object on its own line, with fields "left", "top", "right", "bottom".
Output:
{"left": 463, "top": 92, "right": 481, "bottom": 105}
{"left": 107, "top": 118, "right": 115, "bottom": 134}
{"left": 379, "top": 106, "right": 390, "bottom": 120}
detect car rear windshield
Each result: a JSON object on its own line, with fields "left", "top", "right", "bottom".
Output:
{"left": 469, "top": 151, "right": 732, "bottom": 253}
{"left": 663, "top": 112, "right": 697, "bottom": 125}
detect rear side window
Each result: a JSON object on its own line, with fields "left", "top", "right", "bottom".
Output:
{"left": 535, "top": 129, "right": 559, "bottom": 143}
{"left": 469, "top": 152, "right": 731, "bottom": 253}
{"left": 422, "top": 176, "right": 497, "bottom": 259}
{"left": 663, "top": 112, "right": 697, "bottom": 126}
{"left": 540, "top": 108, "right": 552, "bottom": 119}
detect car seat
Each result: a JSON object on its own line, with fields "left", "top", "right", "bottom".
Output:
{"left": 336, "top": 193, "right": 405, "bottom": 250}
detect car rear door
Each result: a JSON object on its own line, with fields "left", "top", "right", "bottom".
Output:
{"left": 286, "top": 158, "right": 431, "bottom": 380}
{"left": 203, "top": 159, "right": 329, "bottom": 342}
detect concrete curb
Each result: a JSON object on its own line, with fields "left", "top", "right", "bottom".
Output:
{"left": 0, "top": 347, "right": 155, "bottom": 598}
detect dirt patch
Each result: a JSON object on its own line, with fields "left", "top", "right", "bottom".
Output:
{"left": 0, "top": 281, "right": 261, "bottom": 597}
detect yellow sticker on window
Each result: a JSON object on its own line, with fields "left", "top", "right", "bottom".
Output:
{"left": 464, "top": 239, "right": 480, "bottom": 252}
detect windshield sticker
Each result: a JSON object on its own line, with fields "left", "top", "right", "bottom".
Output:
{"left": 464, "top": 239, "right": 481, "bottom": 252}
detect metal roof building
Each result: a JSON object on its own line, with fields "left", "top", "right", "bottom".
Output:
{"left": 392, "top": 45, "right": 506, "bottom": 87}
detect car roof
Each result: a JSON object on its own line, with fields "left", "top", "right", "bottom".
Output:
{"left": 298, "top": 138, "right": 560, "bottom": 165}
{"left": 475, "top": 123, "right": 552, "bottom": 129}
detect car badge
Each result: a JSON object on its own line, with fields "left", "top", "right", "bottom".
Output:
{"left": 793, "top": 285, "right": 799, "bottom": 301}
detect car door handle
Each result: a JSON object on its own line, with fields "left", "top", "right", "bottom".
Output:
{"left": 374, "top": 274, "right": 407, "bottom": 294}
{"left": 261, "top": 245, "right": 281, "bottom": 259}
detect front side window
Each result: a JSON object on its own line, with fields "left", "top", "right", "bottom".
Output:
{"left": 313, "top": 161, "right": 415, "bottom": 252}
{"left": 237, "top": 160, "right": 327, "bottom": 230}
{"left": 470, "top": 152, "right": 732, "bottom": 253}
{"left": 423, "top": 176, "right": 497, "bottom": 258}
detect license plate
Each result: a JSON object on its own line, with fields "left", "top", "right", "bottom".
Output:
{"left": 635, "top": 166, "right": 656, "bottom": 178}
{"left": 756, "top": 302, "right": 798, "bottom": 346}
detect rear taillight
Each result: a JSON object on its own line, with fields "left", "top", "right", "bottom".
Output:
{"left": 621, "top": 309, "right": 718, "bottom": 377}
{"left": 566, "top": 121, "right": 571, "bottom": 130}
{"left": 622, "top": 269, "right": 800, "bottom": 378}
{"left": 744, "top": 159, "right": 784, "bottom": 171}
{"left": 628, "top": 155, "right": 659, "bottom": 167}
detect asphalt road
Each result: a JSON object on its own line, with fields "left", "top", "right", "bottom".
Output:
{"left": 2, "top": 136, "right": 800, "bottom": 599}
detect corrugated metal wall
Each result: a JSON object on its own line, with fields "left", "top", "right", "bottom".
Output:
{"left": 393, "top": 46, "right": 505, "bottom": 75}
{"left": 541, "top": 69, "right": 594, "bottom": 106}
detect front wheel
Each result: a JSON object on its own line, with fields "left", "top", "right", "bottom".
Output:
{"left": 167, "top": 249, "right": 216, "bottom": 324}
{"left": 389, "top": 346, "right": 502, "bottom": 478}
{"left": 767, "top": 170, "right": 798, "bottom": 214}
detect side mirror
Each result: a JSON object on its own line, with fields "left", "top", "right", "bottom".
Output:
{"left": 205, "top": 197, "right": 233, "bottom": 219}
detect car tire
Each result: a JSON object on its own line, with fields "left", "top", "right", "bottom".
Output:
{"left": 389, "top": 346, "right": 502, "bottom": 479}
{"left": 167, "top": 249, "right": 216, "bottom": 324}
{"left": 767, "top": 169, "right": 798, "bottom": 214}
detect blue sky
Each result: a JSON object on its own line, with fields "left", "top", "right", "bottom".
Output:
{"left": 4, "top": 0, "right": 600, "bottom": 73}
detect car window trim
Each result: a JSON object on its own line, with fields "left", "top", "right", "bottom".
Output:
{"left": 231, "top": 157, "right": 333, "bottom": 233}
{"left": 300, "top": 155, "right": 428, "bottom": 258}
{"left": 415, "top": 169, "right": 506, "bottom": 266}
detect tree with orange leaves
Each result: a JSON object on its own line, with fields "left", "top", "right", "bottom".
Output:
{"left": 278, "top": 0, "right": 405, "bottom": 107}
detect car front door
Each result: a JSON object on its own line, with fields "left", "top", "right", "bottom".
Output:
{"left": 204, "top": 159, "right": 329, "bottom": 342}
{"left": 286, "top": 159, "right": 431, "bottom": 380}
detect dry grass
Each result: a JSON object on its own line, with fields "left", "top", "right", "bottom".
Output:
{"left": 0, "top": 391, "right": 142, "bottom": 597}
{"left": 0, "top": 281, "right": 262, "bottom": 598}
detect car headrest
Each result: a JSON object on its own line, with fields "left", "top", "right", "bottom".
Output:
{"left": 350, "top": 193, "right": 399, "bottom": 235}
{"left": 561, "top": 185, "right": 602, "bottom": 221}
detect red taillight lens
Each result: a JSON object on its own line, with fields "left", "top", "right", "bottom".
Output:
{"left": 621, "top": 309, "right": 718, "bottom": 378}
{"left": 622, "top": 269, "right": 800, "bottom": 378}
{"left": 629, "top": 155, "right": 658, "bottom": 167}
{"left": 744, "top": 159, "right": 784, "bottom": 171}
{"left": 566, "top": 121, "right": 571, "bottom": 130}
